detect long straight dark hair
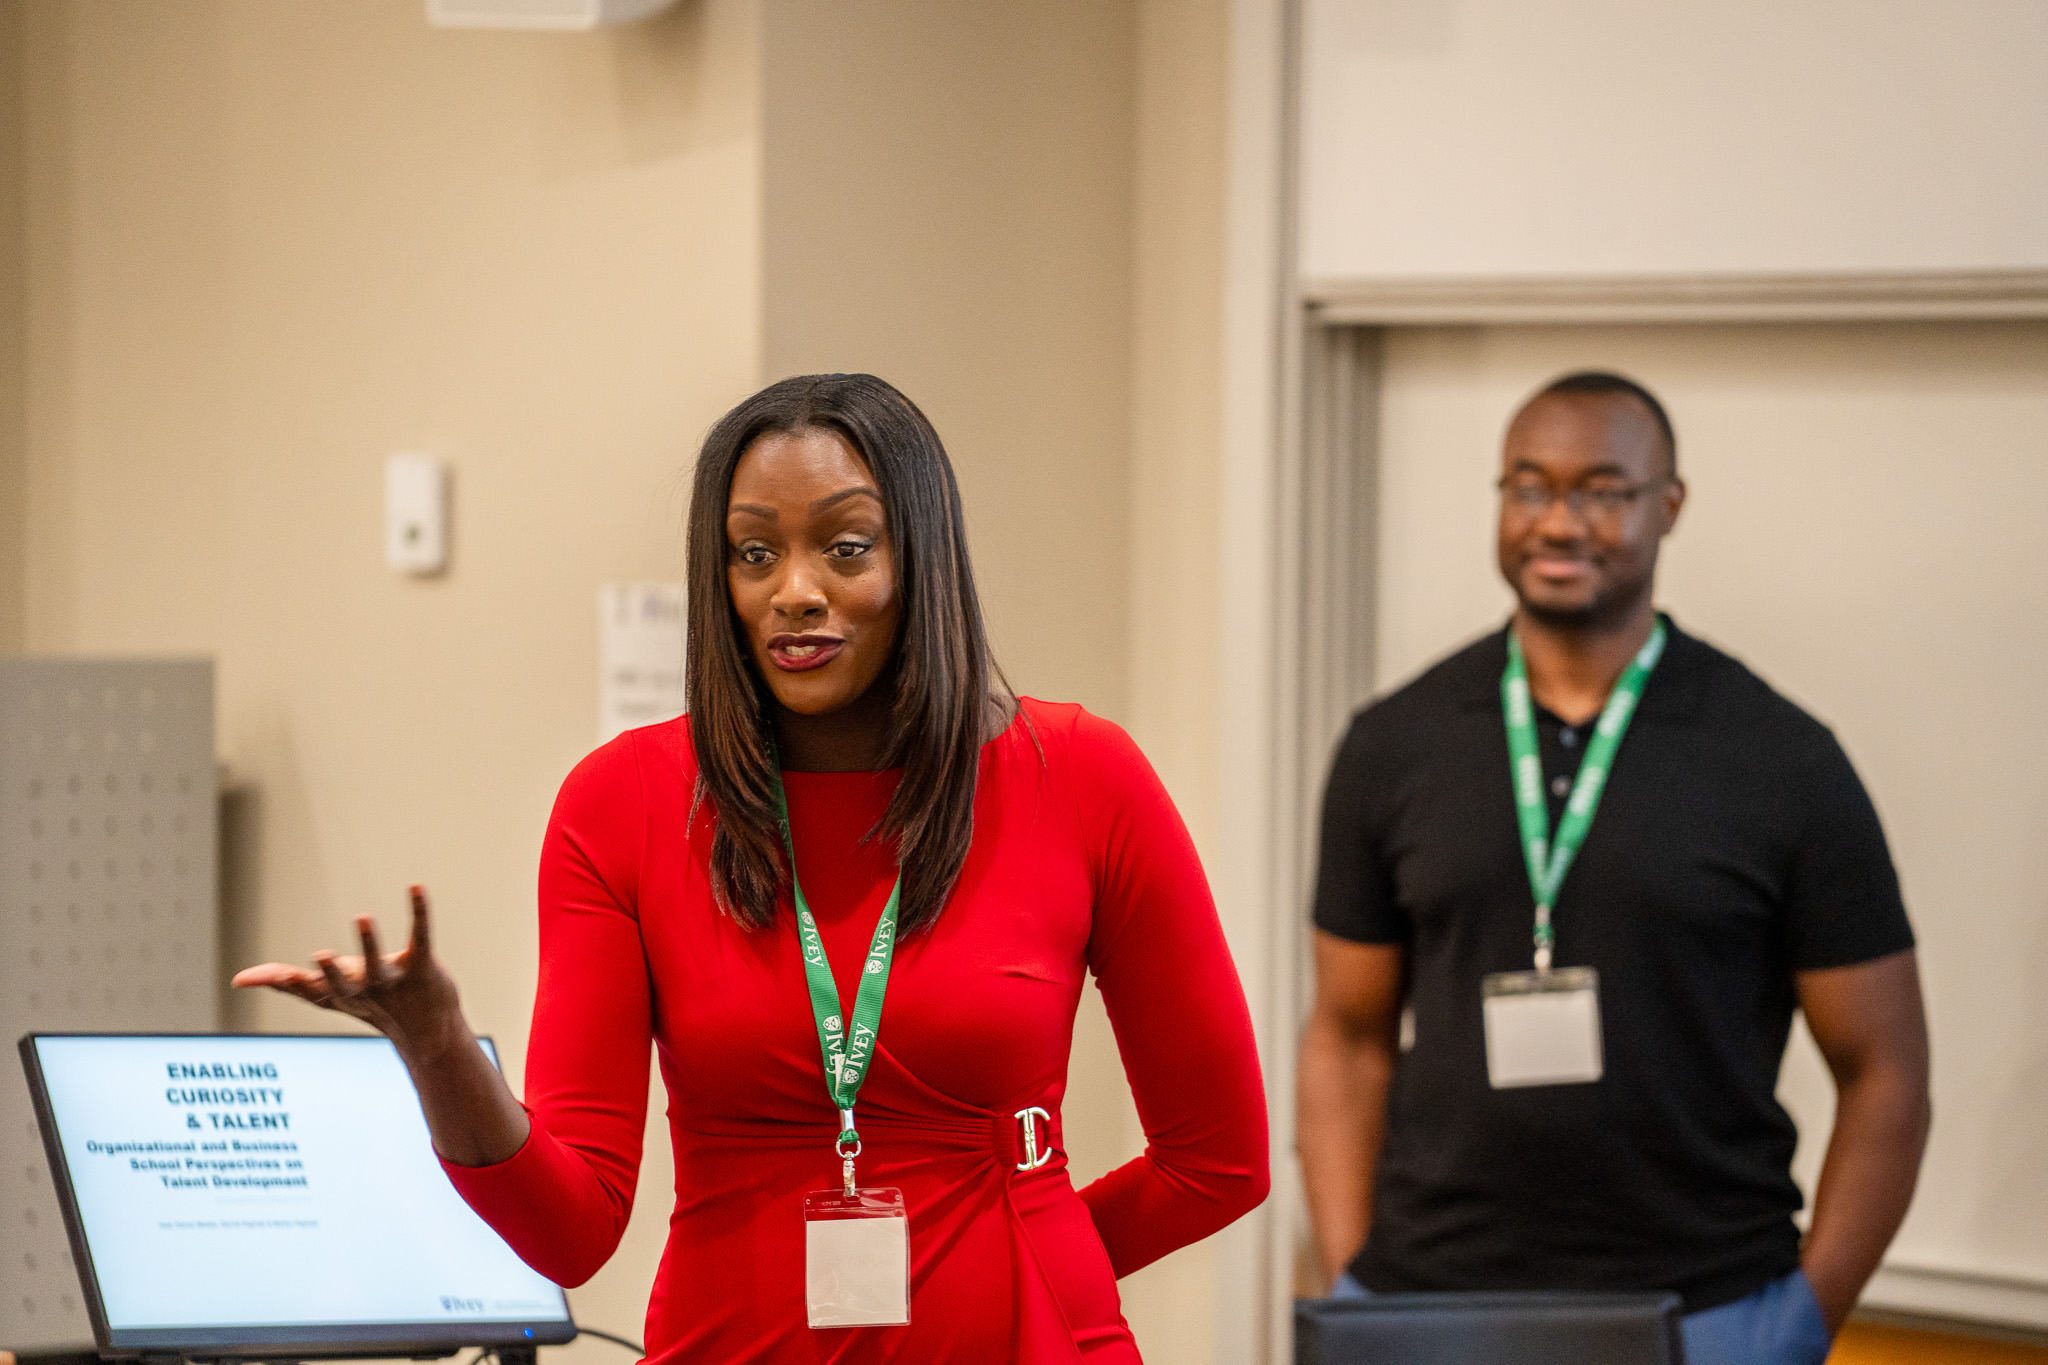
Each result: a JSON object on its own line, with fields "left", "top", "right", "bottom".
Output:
{"left": 685, "top": 373, "right": 1008, "bottom": 935}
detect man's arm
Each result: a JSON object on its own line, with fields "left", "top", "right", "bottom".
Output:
{"left": 1796, "top": 947, "right": 1932, "bottom": 1332}
{"left": 1297, "top": 930, "right": 1406, "bottom": 1291}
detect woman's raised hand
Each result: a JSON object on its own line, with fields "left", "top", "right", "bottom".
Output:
{"left": 232, "top": 885, "right": 528, "bottom": 1166}
{"left": 232, "top": 886, "right": 466, "bottom": 1062}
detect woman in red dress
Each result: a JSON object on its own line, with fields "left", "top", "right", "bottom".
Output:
{"left": 236, "top": 374, "right": 1269, "bottom": 1362}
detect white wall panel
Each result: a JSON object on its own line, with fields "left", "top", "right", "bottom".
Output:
{"left": 1301, "top": 1, "right": 2048, "bottom": 283}
{"left": 1, "top": 658, "right": 219, "bottom": 1350}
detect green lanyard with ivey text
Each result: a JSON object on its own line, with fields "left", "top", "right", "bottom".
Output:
{"left": 772, "top": 766, "right": 903, "bottom": 1197}
{"left": 1500, "top": 618, "right": 1666, "bottom": 974}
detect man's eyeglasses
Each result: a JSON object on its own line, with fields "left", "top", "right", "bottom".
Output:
{"left": 1496, "top": 475, "right": 1665, "bottom": 522}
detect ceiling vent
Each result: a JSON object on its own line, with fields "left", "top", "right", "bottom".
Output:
{"left": 427, "top": 0, "right": 677, "bottom": 30}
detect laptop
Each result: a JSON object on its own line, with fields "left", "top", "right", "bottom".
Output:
{"left": 19, "top": 1034, "right": 578, "bottom": 1360}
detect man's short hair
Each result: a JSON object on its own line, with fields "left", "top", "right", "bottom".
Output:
{"left": 1534, "top": 370, "right": 1677, "bottom": 472}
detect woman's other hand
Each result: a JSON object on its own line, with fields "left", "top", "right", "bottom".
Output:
{"left": 233, "top": 886, "right": 466, "bottom": 1063}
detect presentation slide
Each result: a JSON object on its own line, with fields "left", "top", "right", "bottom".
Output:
{"left": 30, "top": 1035, "right": 570, "bottom": 1332}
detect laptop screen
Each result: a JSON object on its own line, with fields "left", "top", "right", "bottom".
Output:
{"left": 20, "top": 1034, "right": 576, "bottom": 1355}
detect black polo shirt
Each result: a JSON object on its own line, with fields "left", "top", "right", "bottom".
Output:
{"left": 1313, "top": 616, "right": 1914, "bottom": 1313}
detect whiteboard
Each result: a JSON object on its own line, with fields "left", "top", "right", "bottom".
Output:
{"left": 1300, "top": 0, "right": 2048, "bottom": 284}
{"left": 1362, "top": 319, "right": 2048, "bottom": 1327}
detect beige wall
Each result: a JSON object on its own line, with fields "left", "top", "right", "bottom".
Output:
{"left": 16, "top": 0, "right": 762, "bottom": 1355}
{"left": 1298, "top": 0, "right": 2048, "bottom": 279}
{"left": 1126, "top": 0, "right": 1229, "bottom": 838}
{"left": 761, "top": 0, "right": 1137, "bottom": 720}
{"left": 1118, "top": 1, "right": 1241, "bottom": 1359}
{"left": 1, "top": 0, "right": 24, "bottom": 652}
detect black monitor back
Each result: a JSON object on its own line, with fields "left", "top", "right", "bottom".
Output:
{"left": 1296, "top": 1291, "right": 1685, "bottom": 1365}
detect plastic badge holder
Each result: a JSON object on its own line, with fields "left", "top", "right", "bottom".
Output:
{"left": 1481, "top": 965, "right": 1604, "bottom": 1088}
{"left": 803, "top": 1187, "right": 910, "bottom": 1328}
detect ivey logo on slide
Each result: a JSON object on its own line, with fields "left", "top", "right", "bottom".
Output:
{"left": 437, "top": 1294, "right": 556, "bottom": 1316}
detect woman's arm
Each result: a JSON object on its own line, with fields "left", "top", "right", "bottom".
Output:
{"left": 1068, "top": 713, "right": 1270, "bottom": 1277}
{"left": 437, "top": 736, "right": 655, "bottom": 1286}
{"left": 234, "top": 735, "right": 655, "bottom": 1287}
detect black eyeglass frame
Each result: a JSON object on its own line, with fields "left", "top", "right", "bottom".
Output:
{"left": 1495, "top": 474, "right": 1674, "bottom": 521}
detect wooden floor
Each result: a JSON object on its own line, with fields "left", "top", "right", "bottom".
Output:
{"left": 1832, "top": 1323, "right": 2048, "bottom": 1364}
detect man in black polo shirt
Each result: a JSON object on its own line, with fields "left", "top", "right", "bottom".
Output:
{"left": 1297, "top": 371, "right": 1932, "bottom": 1365}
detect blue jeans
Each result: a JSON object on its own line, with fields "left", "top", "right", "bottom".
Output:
{"left": 1329, "top": 1268, "right": 1833, "bottom": 1365}
{"left": 1679, "top": 1270, "right": 1833, "bottom": 1365}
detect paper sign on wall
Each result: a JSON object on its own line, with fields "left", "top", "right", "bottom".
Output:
{"left": 599, "top": 583, "right": 686, "bottom": 744}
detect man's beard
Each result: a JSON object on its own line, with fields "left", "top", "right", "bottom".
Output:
{"left": 1514, "top": 569, "right": 1652, "bottom": 633}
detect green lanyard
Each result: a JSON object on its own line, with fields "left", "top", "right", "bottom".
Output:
{"left": 1501, "top": 618, "right": 1666, "bottom": 973}
{"left": 771, "top": 767, "right": 902, "bottom": 1170}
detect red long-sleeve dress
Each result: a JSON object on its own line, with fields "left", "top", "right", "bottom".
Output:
{"left": 443, "top": 699, "right": 1269, "bottom": 1363}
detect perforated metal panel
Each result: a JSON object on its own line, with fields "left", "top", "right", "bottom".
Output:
{"left": 1, "top": 659, "right": 219, "bottom": 1350}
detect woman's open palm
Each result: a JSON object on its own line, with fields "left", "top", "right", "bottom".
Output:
{"left": 232, "top": 886, "right": 463, "bottom": 1054}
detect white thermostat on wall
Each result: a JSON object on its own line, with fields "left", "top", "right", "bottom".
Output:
{"left": 384, "top": 454, "right": 449, "bottom": 576}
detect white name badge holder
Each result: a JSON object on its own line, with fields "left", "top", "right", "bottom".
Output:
{"left": 1484, "top": 622, "right": 1665, "bottom": 1091}
{"left": 1482, "top": 965, "right": 1604, "bottom": 1088}
{"left": 804, "top": 1127, "right": 910, "bottom": 1328}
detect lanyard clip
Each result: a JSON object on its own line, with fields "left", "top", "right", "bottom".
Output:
{"left": 834, "top": 1107, "right": 861, "bottom": 1159}
{"left": 1014, "top": 1107, "right": 1053, "bottom": 1171}
{"left": 836, "top": 1107, "right": 861, "bottom": 1197}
